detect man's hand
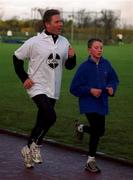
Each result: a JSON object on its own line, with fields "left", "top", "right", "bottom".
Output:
{"left": 23, "top": 78, "right": 34, "bottom": 89}
{"left": 106, "top": 87, "right": 114, "bottom": 96}
{"left": 90, "top": 88, "right": 102, "bottom": 98}
{"left": 68, "top": 47, "right": 75, "bottom": 58}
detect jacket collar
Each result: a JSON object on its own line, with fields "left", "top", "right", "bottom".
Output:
{"left": 88, "top": 56, "right": 103, "bottom": 64}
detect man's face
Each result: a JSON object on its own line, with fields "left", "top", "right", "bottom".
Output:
{"left": 89, "top": 41, "right": 103, "bottom": 60}
{"left": 45, "top": 15, "right": 63, "bottom": 35}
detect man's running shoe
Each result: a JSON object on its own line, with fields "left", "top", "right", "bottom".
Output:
{"left": 21, "top": 145, "right": 34, "bottom": 168}
{"left": 30, "top": 142, "right": 43, "bottom": 164}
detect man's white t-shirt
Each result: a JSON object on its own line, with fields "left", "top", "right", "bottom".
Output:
{"left": 15, "top": 31, "right": 70, "bottom": 99}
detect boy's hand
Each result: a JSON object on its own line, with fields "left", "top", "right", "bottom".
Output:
{"left": 90, "top": 88, "right": 102, "bottom": 98}
{"left": 23, "top": 78, "right": 34, "bottom": 89}
{"left": 106, "top": 87, "right": 114, "bottom": 96}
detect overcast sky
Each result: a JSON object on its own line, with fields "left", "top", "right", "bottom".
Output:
{"left": 0, "top": 0, "right": 133, "bottom": 25}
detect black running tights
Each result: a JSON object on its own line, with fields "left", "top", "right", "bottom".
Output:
{"left": 84, "top": 113, "right": 105, "bottom": 157}
{"left": 28, "top": 94, "right": 56, "bottom": 146}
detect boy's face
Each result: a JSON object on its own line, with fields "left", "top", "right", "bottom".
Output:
{"left": 45, "top": 15, "right": 63, "bottom": 35}
{"left": 88, "top": 41, "right": 103, "bottom": 60}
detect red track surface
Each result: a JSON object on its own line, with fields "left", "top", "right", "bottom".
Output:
{"left": 0, "top": 131, "right": 133, "bottom": 180}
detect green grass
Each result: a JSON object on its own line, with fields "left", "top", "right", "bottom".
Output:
{"left": 0, "top": 42, "right": 133, "bottom": 161}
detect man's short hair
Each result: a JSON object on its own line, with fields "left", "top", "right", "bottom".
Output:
{"left": 43, "top": 9, "right": 60, "bottom": 24}
{"left": 88, "top": 38, "right": 103, "bottom": 48}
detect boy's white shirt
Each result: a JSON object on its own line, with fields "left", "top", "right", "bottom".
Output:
{"left": 15, "top": 31, "right": 70, "bottom": 99}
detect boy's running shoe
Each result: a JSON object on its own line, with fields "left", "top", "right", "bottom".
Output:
{"left": 85, "top": 157, "right": 101, "bottom": 173}
{"left": 75, "top": 120, "right": 84, "bottom": 141}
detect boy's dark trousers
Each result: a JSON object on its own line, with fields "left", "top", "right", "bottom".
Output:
{"left": 28, "top": 94, "right": 56, "bottom": 146}
{"left": 84, "top": 113, "right": 105, "bottom": 157}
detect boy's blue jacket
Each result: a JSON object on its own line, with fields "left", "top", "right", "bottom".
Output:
{"left": 70, "top": 56, "right": 119, "bottom": 115}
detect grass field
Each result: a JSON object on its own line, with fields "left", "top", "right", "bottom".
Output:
{"left": 0, "top": 42, "right": 133, "bottom": 161}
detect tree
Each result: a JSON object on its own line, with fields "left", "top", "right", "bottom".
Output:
{"left": 76, "top": 9, "right": 92, "bottom": 28}
{"left": 99, "top": 10, "right": 119, "bottom": 44}
{"left": 6, "top": 18, "right": 20, "bottom": 32}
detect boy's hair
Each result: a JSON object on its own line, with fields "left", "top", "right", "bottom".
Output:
{"left": 43, "top": 9, "right": 60, "bottom": 24}
{"left": 88, "top": 38, "right": 103, "bottom": 48}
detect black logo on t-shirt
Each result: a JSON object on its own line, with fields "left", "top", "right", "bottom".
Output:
{"left": 47, "top": 53, "right": 60, "bottom": 69}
